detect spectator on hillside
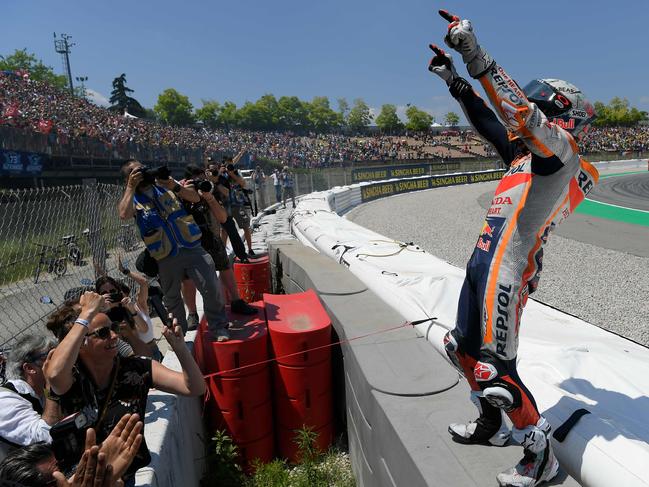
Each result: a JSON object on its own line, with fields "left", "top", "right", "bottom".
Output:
{"left": 0, "top": 335, "right": 60, "bottom": 463}
{"left": 281, "top": 165, "right": 296, "bottom": 209}
{"left": 117, "top": 159, "right": 230, "bottom": 340}
{"left": 44, "top": 291, "right": 205, "bottom": 483}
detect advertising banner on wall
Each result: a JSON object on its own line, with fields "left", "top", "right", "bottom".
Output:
{"left": 351, "top": 163, "right": 431, "bottom": 183}
{"left": 0, "top": 149, "right": 46, "bottom": 176}
{"left": 360, "top": 169, "right": 505, "bottom": 202}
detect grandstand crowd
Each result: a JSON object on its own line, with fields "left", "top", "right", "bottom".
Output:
{"left": 1, "top": 69, "right": 648, "bottom": 168}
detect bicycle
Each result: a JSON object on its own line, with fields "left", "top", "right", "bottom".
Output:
{"left": 61, "top": 232, "right": 85, "bottom": 266}
{"left": 33, "top": 242, "right": 68, "bottom": 284}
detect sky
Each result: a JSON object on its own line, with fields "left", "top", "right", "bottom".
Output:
{"left": 2, "top": 0, "right": 649, "bottom": 124}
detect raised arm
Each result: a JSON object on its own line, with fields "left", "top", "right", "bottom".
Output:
{"left": 428, "top": 44, "right": 515, "bottom": 167}
{"left": 439, "top": 10, "right": 578, "bottom": 163}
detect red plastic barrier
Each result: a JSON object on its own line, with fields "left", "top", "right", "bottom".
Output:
{"left": 265, "top": 291, "right": 334, "bottom": 463}
{"left": 277, "top": 422, "right": 333, "bottom": 463}
{"left": 264, "top": 290, "right": 332, "bottom": 366}
{"left": 201, "top": 302, "right": 275, "bottom": 460}
{"left": 234, "top": 255, "right": 270, "bottom": 302}
{"left": 202, "top": 305, "right": 268, "bottom": 378}
{"left": 239, "top": 433, "right": 275, "bottom": 470}
{"left": 273, "top": 360, "right": 332, "bottom": 398}
{"left": 275, "top": 388, "right": 333, "bottom": 431}
{"left": 209, "top": 368, "right": 272, "bottom": 410}
{"left": 209, "top": 396, "right": 274, "bottom": 444}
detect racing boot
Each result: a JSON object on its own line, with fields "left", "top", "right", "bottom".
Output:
{"left": 496, "top": 417, "right": 559, "bottom": 487}
{"left": 448, "top": 391, "right": 511, "bottom": 446}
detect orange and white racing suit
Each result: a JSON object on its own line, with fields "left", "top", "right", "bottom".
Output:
{"left": 444, "top": 64, "right": 599, "bottom": 432}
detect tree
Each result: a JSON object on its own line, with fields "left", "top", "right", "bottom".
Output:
{"left": 347, "top": 98, "right": 373, "bottom": 132}
{"left": 0, "top": 49, "right": 67, "bottom": 89}
{"left": 143, "top": 108, "right": 158, "bottom": 121}
{"left": 445, "top": 112, "right": 460, "bottom": 127}
{"left": 195, "top": 100, "right": 221, "bottom": 128}
{"left": 236, "top": 101, "right": 263, "bottom": 129}
{"left": 405, "top": 105, "right": 434, "bottom": 131}
{"left": 254, "top": 94, "right": 280, "bottom": 129}
{"left": 154, "top": 88, "right": 195, "bottom": 126}
{"left": 593, "top": 97, "right": 648, "bottom": 126}
{"left": 219, "top": 101, "right": 238, "bottom": 128}
{"left": 109, "top": 73, "right": 145, "bottom": 117}
{"left": 337, "top": 98, "right": 350, "bottom": 121}
{"left": 375, "top": 104, "right": 404, "bottom": 133}
{"left": 307, "top": 97, "right": 343, "bottom": 132}
{"left": 277, "top": 96, "right": 309, "bottom": 130}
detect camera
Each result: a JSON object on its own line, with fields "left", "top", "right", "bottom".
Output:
{"left": 50, "top": 406, "right": 98, "bottom": 473}
{"left": 189, "top": 179, "right": 214, "bottom": 193}
{"left": 226, "top": 164, "right": 235, "bottom": 172}
{"left": 107, "top": 290, "right": 122, "bottom": 303}
{"left": 138, "top": 165, "right": 170, "bottom": 184}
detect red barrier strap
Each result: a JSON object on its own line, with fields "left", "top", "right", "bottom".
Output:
{"left": 201, "top": 317, "right": 435, "bottom": 380}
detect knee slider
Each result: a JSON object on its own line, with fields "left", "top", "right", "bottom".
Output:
{"left": 473, "top": 358, "right": 522, "bottom": 413}
{"left": 443, "top": 329, "right": 463, "bottom": 373}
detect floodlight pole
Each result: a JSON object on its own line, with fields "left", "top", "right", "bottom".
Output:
{"left": 54, "top": 33, "right": 75, "bottom": 94}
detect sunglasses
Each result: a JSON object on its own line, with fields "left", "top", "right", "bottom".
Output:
{"left": 26, "top": 350, "right": 51, "bottom": 365}
{"left": 86, "top": 322, "right": 121, "bottom": 340}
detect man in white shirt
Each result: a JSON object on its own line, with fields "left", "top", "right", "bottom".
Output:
{"left": 0, "top": 335, "right": 60, "bottom": 462}
{"left": 270, "top": 168, "right": 282, "bottom": 203}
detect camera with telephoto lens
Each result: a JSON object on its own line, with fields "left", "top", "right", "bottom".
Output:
{"left": 139, "top": 165, "right": 170, "bottom": 184}
{"left": 189, "top": 179, "right": 214, "bottom": 193}
{"left": 50, "top": 405, "right": 98, "bottom": 473}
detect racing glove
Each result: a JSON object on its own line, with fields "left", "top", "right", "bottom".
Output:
{"left": 439, "top": 9, "right": 495, "bottom": 79}
{"left": 428, "top": 44, "right": 458, "bottom": 85}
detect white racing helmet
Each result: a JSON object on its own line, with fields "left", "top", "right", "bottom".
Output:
{"left": 523, "top": 79, "right": 596, "bottom": 139}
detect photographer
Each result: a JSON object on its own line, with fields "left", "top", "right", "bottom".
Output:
{"left": 0, "top": 335, "right": 60, "bottom": 462}
{"left": 44, "top": 291, "right": 205, "bottom": 483}
{"left": 209, "top": 151, "right": 255, "bottom": 256}
{"left": 281, "top": 165, "right": 296, "bottom": 209}
{"left": 205, "top": 159, "right": 250, "bottom": 263}
{"left": 180, "top": 166, "right": 256, "bottom": 323}
{"left": 117, "top": 159, "right": 229, "bottom": 339}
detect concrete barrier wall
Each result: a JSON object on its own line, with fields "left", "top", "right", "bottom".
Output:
{"left": 136, "top": 332, "right": 205, "bottom": 487}
{"left": 267, "top": 239, "right": 580, "bottom": 487}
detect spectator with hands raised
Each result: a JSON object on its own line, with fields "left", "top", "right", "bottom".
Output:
{"left": 43, "top": 293, "right": 206, "bottom": 483}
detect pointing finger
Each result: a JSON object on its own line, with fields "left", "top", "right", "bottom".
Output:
{"left": 429, "top": 44, "right": 444, "bottom": 56}
{"left": 439, "top": 9, "right": 459, "bottom": 23}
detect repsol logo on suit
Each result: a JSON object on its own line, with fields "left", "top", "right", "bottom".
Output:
{"left": 495, "top": 283, "right": 512, "bottom": 356}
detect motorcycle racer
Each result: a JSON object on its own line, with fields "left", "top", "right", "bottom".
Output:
{"left": 428, "top": 10, "right": 598, "bottom": 487}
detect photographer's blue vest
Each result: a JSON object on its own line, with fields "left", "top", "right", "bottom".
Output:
{"left": 133, "top": 186, "right": 202, "bottom": 261}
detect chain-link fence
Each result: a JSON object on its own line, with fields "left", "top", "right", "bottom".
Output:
{"left": 0, "top": 182, "right": 143, "bottom": 349}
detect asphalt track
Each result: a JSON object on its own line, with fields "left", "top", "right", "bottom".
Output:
{"left": 348, "top": 167, "right": 649, "bottom": 346}
{"left": 475, "top": 170, "right": 649, "bottom": 258}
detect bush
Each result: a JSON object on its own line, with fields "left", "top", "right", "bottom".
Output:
{"left": 202, "top": 427, "right": 356, "bottom": 487}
